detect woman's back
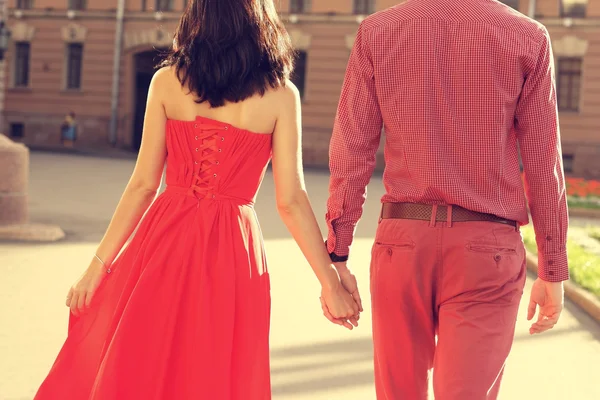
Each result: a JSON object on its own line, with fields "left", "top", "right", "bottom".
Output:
{"left": 155, "top": 67, "right": 276, "bottom": 206}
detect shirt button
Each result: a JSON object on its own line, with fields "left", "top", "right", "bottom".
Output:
{"left": 213, "top": 174, "right": 217, "bottom": 178}
{"left": 215, "top": 161, "right": 220, "bottom": 165}
{"left": 224, "top": 126, "right": 228, "bottom": 130}
{"left": 195, "top": 136, "right": 199, "bottom": 140}
{"left": 195, "top": 148, "right": 199, "bottom": 152}
{"left": 218, "top": 149, "right": 222, "bottom": 152}
{"left": 548, "top": 260, "right": 554, "bottom": 266}
{"left": 546, "top": 235, "right": 552, "bottom": 241}
{"left": 194, "top": 161, "right": 198, "bottom": 165}
{"left": 194, "top": 124, "right": 198, "bottom": 128}
{"left": 212, "top": 194, "right": 216, "bottom": 198}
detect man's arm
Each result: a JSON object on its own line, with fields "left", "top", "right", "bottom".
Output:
{"left": 515, "top": 28, "right": 569, "bottom": 282}
{"left": 326, "top": 22, "right": 383, "bottom": 259}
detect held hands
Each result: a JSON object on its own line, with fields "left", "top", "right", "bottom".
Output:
{"left": 319, "top": 262, "right": 363, "bottom": 330}
{"left": 65, "top": 257, "right": 108, "bottom": 317}
{"left": 527, "top": 278, "right": 564, "bottom": 335}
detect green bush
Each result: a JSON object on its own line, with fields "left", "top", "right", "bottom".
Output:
{"left": 588, "top": 227, "right": 600, "bottom": 242}
{"left": 521, "top": 226, "right": 600, "bottom": 298}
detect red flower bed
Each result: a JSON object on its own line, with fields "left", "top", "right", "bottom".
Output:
{"left": 566, "top": 177, "right": 600, "bottom": 198}
{"left": 520, "top": 174, "right": 600, "bottom": 199}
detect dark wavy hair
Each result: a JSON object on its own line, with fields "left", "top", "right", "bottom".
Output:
{"left": 161, "top": 0, "right": 295, "bottom": 108}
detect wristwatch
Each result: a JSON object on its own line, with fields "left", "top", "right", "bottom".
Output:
{"left": 325, "top": 240, "right": 349, "bottom": 263}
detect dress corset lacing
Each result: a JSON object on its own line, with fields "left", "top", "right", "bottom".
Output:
{"left": 165, "top": 122, "right": 254, "bottom": 206}
{"left": 188, "top": 122, "right": 225, "bottom": 202}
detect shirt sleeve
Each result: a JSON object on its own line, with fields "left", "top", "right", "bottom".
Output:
{"left": 326, "top": 23, "right": 383, "bottom": 257}
{"left": 515, "top": 28, "right": 569, "bottom": 282}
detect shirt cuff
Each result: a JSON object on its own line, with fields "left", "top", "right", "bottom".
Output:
{"left": 326, "top": 221, "right": 353, "bottom": 257}
{"left": 326, "top": 232, "right": 348, "bottom": 257}
{"left": 537, "top": 250, "right": 569, "bottom": 282}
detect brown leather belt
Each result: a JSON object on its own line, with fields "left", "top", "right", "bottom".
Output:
{"left": 381, "top": 203, "right": 517, "bottom": 228}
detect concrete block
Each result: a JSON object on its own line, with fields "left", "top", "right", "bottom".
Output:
{"left": 0, "top": 134, "right": 29, "bottom": 225}
{"left": 0, "top": 195, "right": 28, "bottom": 225}
{"left": 0, "top": 223, "right": 65, "bottom": 242}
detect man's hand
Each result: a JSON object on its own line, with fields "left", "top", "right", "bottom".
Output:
{"left": 527, "top": 278, "right": 564, "bottom": 335}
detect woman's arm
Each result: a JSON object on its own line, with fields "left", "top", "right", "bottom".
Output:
{"left": 272, "top": 82, "right": 359, "bottom": 328}
{"left": 94, "top": 69, "right": 169, "bottom": 267}
{"left": 67, "top": 68, "right": 169, "bottom": 316}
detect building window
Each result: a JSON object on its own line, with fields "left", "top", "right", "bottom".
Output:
{"left": 499, "top": 0, "right": 519, "bottom": 9}
{"left": 354, "top": 0, "right": 375, "bottom": 14}
{"left": 17, "top": 0, "right": 34, "bottom": 9}
{"left": 291, "top": 51, "right": 307, "bottom": 100}
{"left": 14, "top": 42, "right": 30, "bottom": 88}
{"left": 66, "top": 43, "right": 83, "bottom": 90}
{"left": 155, "top": 0, "right": 174, "bottom": 11}
{"left": 561, "top": 0, "right": 587, "bottom": 17}
{"left": 557, "top": 57, "right": 582, "bottom": 112}
{"left": 290, "top": 0, "right": 310, "bottom": 13}
{"left": 10, "top": 123, "right": 25, "bottom": 139}
{"left": 68, "top": 0, "right": 87, "bottom": 10}
{"left": 562, "top": 154, "right": 574, "bottom": 173}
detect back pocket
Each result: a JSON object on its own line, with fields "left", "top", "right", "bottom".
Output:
{"left": 466, "top": 243, "right": 517, "bottom": 254}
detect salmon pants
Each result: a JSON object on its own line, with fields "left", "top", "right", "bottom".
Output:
{"left": 370, "top": 213, "right": 527, "bottom": 400}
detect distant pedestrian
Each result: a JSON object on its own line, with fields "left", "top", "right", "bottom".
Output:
{"left": 60, "top": 112, "right": 78, "bottom": 148}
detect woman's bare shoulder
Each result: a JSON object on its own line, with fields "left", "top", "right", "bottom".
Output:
{"left": 150, "top": 66, "right": 181, "bottom": 92}
{"left": 275, "top": 80, "right": 300, "bottom": 100}
{"left": 267, "top": 80, "right": 301, "bottom": 111}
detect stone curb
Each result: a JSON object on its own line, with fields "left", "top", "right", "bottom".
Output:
{"left": 526, "top": 251, "right": 600, "bottom": 324}
{"left": 0, "top": 224, "right": 66, "bottom": 242}
{"left": 29, "top": 146, "right": 137, "bottom": 161}
{"left": 569, "top": 207, "right": 600, "bottom": 219}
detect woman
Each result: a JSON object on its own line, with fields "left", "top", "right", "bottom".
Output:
{"left": 34, "top": 1, "right": 361, "bottom": 399}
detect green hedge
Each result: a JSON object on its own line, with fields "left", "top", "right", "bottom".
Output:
{"left": 521, "top": 226, "right": 600, "bottom": 298}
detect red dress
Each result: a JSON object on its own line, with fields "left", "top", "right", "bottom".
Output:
{"left": 35, "top": 116, "right": 273, "bottom": 400}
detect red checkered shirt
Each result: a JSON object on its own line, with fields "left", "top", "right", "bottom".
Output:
{"left": 325, "top": 0, "right": 569, "bottom": 282}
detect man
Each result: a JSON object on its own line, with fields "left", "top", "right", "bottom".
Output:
{"left": 324, "top": 1, "right": 567, "bottom": 398}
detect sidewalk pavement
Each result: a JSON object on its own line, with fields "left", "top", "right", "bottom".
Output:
{"left": 1, "top": 153, "right": 599, "bottom": 400}
{"left": 26, "top": 145, "right": 137, "bottom": 161}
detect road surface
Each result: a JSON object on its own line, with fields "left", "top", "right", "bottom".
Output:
{"left": 1, "top": 152, "right": 599, "bottom": 399}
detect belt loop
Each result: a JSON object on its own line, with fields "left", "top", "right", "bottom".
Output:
{"left": 447, "top": 204, "right": 453, "bottom": 228}
{"left": 429, "top": 205, "right": 438, "bottom": 227}
{"left": 379, "top": 203, "right": 384, "bottom": 223}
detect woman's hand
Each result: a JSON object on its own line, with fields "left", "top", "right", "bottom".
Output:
{"left": 333, "top": 262, "right": 363, "bottom": 313}
{"left": 65, "top": 258, "right": 108, "bottom": 317}
{"left": 319, "top": 268, "right": 361, "bottom": 330}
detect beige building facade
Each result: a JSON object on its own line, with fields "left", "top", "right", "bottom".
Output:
{"left": 2, "top": 0, "right": 600, "bottom": 177}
